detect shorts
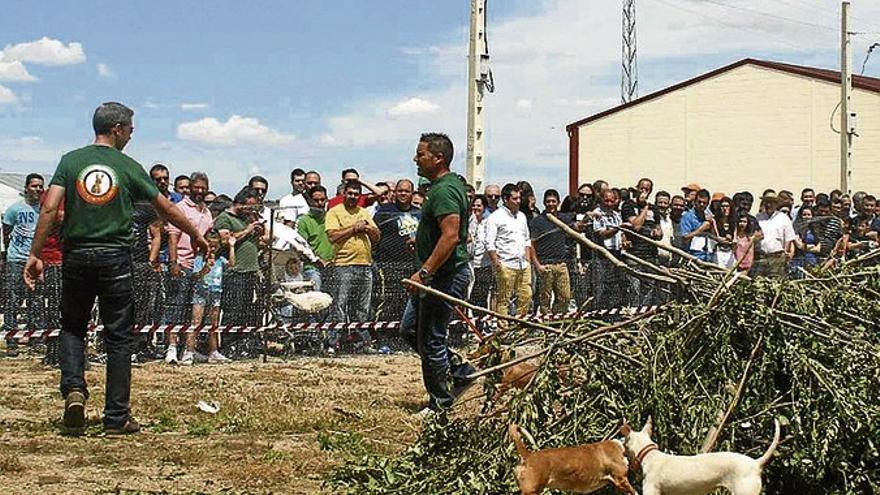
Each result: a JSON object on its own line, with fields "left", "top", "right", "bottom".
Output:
{"left": 192, "top": 285, "right": 222, "bottom": 308}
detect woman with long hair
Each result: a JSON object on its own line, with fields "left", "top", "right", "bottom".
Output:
{"left": 712, "top": 196, "right": 736, "bottom": 268}
{"left": 790, "top": 205, "right": 821, "bottom": 277}
{"left": 732, "top": 212, "right": 757, "bottom": 272}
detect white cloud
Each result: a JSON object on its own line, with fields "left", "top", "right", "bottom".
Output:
{"left": 387, "top": 97, "right": 441, "bottom": 117}
{"left": 0, "top": 37, "right": 85, "bottom": 65}
{"left": 515, "top": 98, "right": 533, "bottom": 111}
{"left": 176, "top": 115, "right": 296, "bottom": 147}
{"left": 181, "top": 102, "right": 210, "bottom": 111}
{"left": 0, "top": 61, "right": 37, "bottom": 82}
{"left": 0, "top": 84, "right": 18, "bottom": 105}
{"left": 96, "top": 63, "right": 116, "bottom": 79}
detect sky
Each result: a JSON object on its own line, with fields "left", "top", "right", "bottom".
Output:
{"left": 1, "top": 0, "right": 880, "bottom": 197}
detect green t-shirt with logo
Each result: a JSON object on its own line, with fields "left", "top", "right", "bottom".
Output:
{"left": 49, "top": 144, "right": 159, "bottom": 249}
{"left": 415, "top": 172, "right": 469, "bottom": 278}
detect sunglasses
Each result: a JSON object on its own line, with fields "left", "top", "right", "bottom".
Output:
{"left": 486, "top": 194, "right": 500, "bottom": 199}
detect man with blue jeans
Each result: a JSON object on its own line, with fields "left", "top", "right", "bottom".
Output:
{"left": 2, "top": 173, "right": 43, "bottom": 355}
{"left": 24, "top": 102, "right": 207, "bottom": 434}
{"left": 403, "top": 132, "right": 476, "bottom": 414}
{"left": 326, "top": 180, "right": 381, "bottom": 351}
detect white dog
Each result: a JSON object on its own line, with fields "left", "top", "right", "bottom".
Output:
{"left": 621, "top": 417, "right": 780, "bottom": 495}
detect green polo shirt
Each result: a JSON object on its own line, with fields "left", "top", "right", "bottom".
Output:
{"left": 415, "top": 172, "right": 469, "bottom": 278}
{"left": 49, "top": 144, "right": 158, "bottom": 249}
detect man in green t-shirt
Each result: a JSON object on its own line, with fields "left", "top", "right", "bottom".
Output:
{"left": 401, "top": 132, "right": 476, "bottom": 413}
{"left": 213, "top": 186, "right": 265, "bottom": 327}
{"left": 23, "top": 102, "right": 208, "bottom": 434}
{"left": 296, "top": 185, "right": 334, "bottom": 291}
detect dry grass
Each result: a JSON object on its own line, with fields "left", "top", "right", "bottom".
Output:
{"left": 0, "top": 353, "right": 439, "bottom": 494}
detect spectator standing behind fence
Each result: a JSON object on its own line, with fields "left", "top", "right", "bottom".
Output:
{"left": 173, "top": 175, "right": 190, "bottom": 198}
{"left": 164, "top": 172, "right": 215, "bottom": 365}
{"left": 621, "top": 178, "right": 661, "bottom": 306}
{"left": 278, "top": 168, "right": 309, "bottom": 228}
{"left": 214, "top": 187, "right": 265, "bottom": 327}
{"left": 753, "top": 195, "right": 798, "bottom": 279}
{"left": 530, "top": 189, "right": 575, "bottom": 314}
{"left": 592, "top": 190, "right": 626, "bottom": 309}
{"left": 24, "top": 101, "right": 207, "bottom": 435}
{"left": 487, "top": 183, "right": 532, "bottom": 318}
{"left": 372, "top": 179, "right": 421, "bottom": 321}
{"left": 327, "top": 168, "right": 385, "bottom": 210}
{"left": 325, "top": 180, "right": 380, "bottom": 350}
{"left": 402, "top": 132, "right": 476, "bottom": 414}
{"left": 187, "top": 231, "right": 234, "bottom": 364}
{"left": 680, "top": 189, "right": 716, "bottom": 262}
{"left": 297, "top": 185, "right": 334, "bottom": 291}
{"left": 467, "top": 195, "right": 491, "bottom": 308}
{"left": 2, "top": 173, "right": 44, "bottom": 356}
{"left": 482, "top": 184, "right": 501, "bottom": 219}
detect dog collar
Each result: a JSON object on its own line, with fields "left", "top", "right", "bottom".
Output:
{"left": 632, "top": 443, "right": 659, "bottom": 473}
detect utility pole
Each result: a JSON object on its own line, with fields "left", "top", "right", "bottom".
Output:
{"left": 467, "top": 0, "right": 493, "bottom": 192}
{"left": 621, "top": 0, "right": 638, "bottom": 103}
{"left": 840, "top": 1, "right": 853, "bottom": 194}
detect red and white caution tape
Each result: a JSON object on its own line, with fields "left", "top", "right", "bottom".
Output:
{"left": 0, "top": 305, "right": 659, "bottom": 340}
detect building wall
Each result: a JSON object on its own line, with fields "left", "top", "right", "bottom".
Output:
{"left": 575, "top": 64, "right": 880, "bottom": 197}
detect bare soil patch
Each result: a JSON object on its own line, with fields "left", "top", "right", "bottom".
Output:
{"left": 0, "top": 353, "right": 431, "bottom": 494}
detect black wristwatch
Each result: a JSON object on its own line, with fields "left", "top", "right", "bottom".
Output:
{"left": 418, "top": 267, "right": 431, "bottom": 281}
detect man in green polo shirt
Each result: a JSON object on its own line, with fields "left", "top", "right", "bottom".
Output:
{"left": 401, "top": 132, "right": 476, "bottom": 413}
{"left": 23, "top": 102, "right": 208, "bottom": 434}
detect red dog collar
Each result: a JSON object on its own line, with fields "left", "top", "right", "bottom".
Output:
{"left": 631, "top": 443, "right": 659, "bottom": 473}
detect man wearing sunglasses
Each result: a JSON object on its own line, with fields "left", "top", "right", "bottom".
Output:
{"left": 482, "top": 184, "right": 501, "bottom": 219}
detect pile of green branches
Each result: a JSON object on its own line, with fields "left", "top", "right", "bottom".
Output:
{"left": 330, "top": 260, "right": 880, "bottom": 494}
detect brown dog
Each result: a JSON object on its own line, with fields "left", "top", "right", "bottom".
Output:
{"left": 493, "top": 361, "right": 540, "bottom": 402}
{"left": 509, "top": 424, "right": 637, "bottom": 495}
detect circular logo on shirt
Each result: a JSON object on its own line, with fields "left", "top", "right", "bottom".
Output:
{"left": 76, "top": 164, "right": 119, "bottom": 205}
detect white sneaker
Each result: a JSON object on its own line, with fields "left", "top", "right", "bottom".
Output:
{"left": 164, "top": 346, "right": 178, "bottom": 365}
{"left": 180, "top": 350, "right": 194, "bottom": 366}
{"left": 208, "top": 351, "right": 230, "bottom": 363}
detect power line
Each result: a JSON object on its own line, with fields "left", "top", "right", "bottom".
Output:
{"left": 699, "top": 0, "right": 838, "bottom": 33}
{"left": 860, "top": 42, "right": 880, "bottom": 75}
{"left": 649, "top": 0, "right": 806, "bottom": 50}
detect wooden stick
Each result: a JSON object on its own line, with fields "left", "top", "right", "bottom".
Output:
{"left": 546, "top": 215, "right": 677, "bottom": 284}
{"left": 402, "top": 279, "right": 562, "bottom": 335}
{"left": 466, "top": 309, "right": 658, "bottom": 379}
{"left": 620, "top": 250, "right": 688, "bottom": 284}
{"left": 700, "top": 335, "right": 763, "bottom": 453}
{"left": 617, "top": 225, "right": 726, "bottom": 273}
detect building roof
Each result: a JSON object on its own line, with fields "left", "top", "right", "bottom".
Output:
{"left": 566, "top": 58, "right": 880, "bottom": 132}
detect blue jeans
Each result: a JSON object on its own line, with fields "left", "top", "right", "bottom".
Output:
{"left": 59, "top": 248, "right": 135, "bottom": 428}
{"left": 3, "top": 260, "right": 39, "bottom": 347}
{"left": 400, "top": 265, "right": 475, "bottom": 411}
{"left": 303, "top": 265, "right": 322, "bottom": 291}
{"left": 330, "top": 265, "right": 372, "bottom": 323}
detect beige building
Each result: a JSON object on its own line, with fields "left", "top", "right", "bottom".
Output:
{"left": 566, "top": 58, "right": 880, "bottom": 198}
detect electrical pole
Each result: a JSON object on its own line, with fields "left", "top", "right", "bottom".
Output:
{"left": 467, "top": 0, "right": 492, "bottom": 192}
{"left": 621, "top": 0, "right": 638, "bottom": 103}
{"left": 840, "top": 1, "right": 853, "bottom": 194}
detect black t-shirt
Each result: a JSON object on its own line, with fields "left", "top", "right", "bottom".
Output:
{"left": 620, "top": 201, "right": 658, "bottom": 258}
{"left": 529, "top": 212, "right": 575, "bottom": 264}
{"left": 372, "top": 202, "right": 422, "bottom": 264}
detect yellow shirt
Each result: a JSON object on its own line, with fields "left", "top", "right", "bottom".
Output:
{"left": 325, "top": 204, "right": 377, "bottom": 266}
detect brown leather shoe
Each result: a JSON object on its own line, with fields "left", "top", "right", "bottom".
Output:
{"left": 63, "top": 390, "right": 86, "bottom": 429}
{"left": 105, "top": 418, "right": 140, "bottom": 435}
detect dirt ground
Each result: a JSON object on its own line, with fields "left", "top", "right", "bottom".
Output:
{"left": 0, "top": 351, "right": 451, "bottom": 494}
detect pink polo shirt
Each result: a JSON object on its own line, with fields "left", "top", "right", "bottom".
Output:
{"left": 166, "top": 197, "right": 213, "bottom": 269}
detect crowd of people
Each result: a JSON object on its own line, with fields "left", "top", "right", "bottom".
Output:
{"left": 3, "top": 101, "right": 880, "bottom": 428}
{"left": 3, "top": 144, "right": 880, "bottom": 361}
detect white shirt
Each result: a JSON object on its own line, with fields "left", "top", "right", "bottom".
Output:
{"left": 468, "top": 214, "right": 490, "bottom": 268}
{"left": 758, "top": 210, "right": 796, "bottom": 254}
{"left": 277, "top": 191, "right": 309, "bottom": 225}
{"left": 486, "top": 205, "right": 530, "bottom": 269}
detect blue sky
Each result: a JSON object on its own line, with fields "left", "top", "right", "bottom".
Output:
{"left": 1, "top": 0, "right": 879, "bottom": 196}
